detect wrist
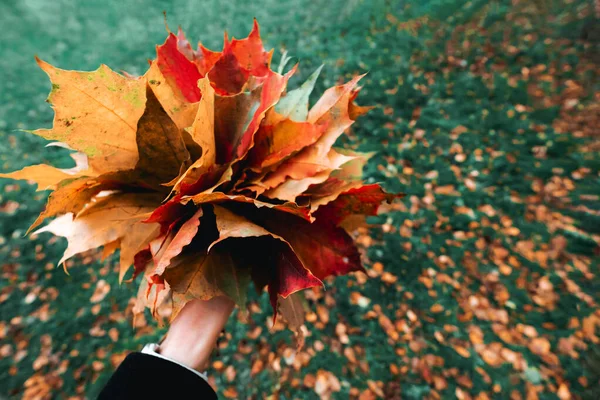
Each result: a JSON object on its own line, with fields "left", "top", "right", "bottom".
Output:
{"left": 158, "top": 296, "right": 234, "bottom": 371}
{"left": 158, "top": 328, "right": 215, "bottom": 371}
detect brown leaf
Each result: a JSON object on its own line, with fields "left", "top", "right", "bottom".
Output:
{"left": 528, "top": 337, "right": 551, "bottom": 356}
{"left": 90, "top": 280, "right": 111, "bottom": 303}
{"left": 166, "top": 252, "right": 225, "bottom": 321}
{"left": 135, "top": 86, "right": 190, "bottom": 185}
{"left": 165, "top": 242, "right": 251, "bottom": 315}
{"left": 454, "top": 345, "right": 471, "bottom": 358}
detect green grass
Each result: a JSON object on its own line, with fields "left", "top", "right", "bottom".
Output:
{"left": 1, "top": 0, "right": 599, "bottom": 398}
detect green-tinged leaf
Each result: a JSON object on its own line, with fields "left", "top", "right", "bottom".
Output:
{"left": 34, "top": 58, "right": 147, "bottom": 174}
{"left": 275, "top": 65, "right": 323, "bottom": 121}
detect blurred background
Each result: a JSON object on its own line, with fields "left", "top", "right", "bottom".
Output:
{"left": 0, "top": 0, "right": 599, "bottom": 398}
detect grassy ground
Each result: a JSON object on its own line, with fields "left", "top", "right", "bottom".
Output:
{"left": 0, "top": 0, "right": 599, "bottom": 398}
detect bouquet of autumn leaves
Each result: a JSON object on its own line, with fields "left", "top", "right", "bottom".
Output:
{"left": 1, "top": 21, "right": 399, "bottom": 327}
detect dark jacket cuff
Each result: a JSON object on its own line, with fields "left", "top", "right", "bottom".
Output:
{"left": 98, "top": 352, "right": 217, "bottom": 399}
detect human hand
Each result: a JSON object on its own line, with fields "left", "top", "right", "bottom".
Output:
{"left": 158, "top": 296, "right": 235, "bottom": 372}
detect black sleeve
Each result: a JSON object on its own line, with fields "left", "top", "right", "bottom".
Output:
{"left": 98, "top": 352, "right": 217, "bottom": 399}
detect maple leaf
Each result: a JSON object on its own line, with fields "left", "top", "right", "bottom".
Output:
{"left": 0, "top": 163, "right": 86, "bottom": 192}
{"left": 27, "top": 177, "right": 111, "bottom": 233}
{"left": 156, "top": 33, "right": 203, "bottom": 102}
{"left": 34, "top": 58, "right": 147, "bottom": 174}
{"left": 187, "top": 77, "right": 216, "bottom": 170}
{"left": 1, "top": 20, "right": 402, "bottom": 332}
{"left": 228, "top": 19, "right": 273, "bottom": 77}
{"left": 118, "top": 221, "right": 160, "bottom": 282}
{"left": 145, "top": 61, "right": 198, "bottom": 131}
{"left": 255, "top": 76, "right": 363, "bottom": 194}
{"left": 0, "top": 142, "right": 96, "bottom": 191}
{"left": 207, "top": 44, "right": 251, "bottom": 96}
{"left": 248, "top": 118, "right": 325, "bottom": 170}
{"left": 135, "top": 86, "right": 190, "bottom": 185}
{"left": 313, "top": 184, "right": 403, "bottom": 225}
{"left": 163, "top": 241, "right": 252, "bottom": 320}
{"left": 34, "top": 192, "right": 161, "bottom": 268}
{"left": 274, "top": 65, "right": 323, "bottom": 121}
{"left": 255, "top": 211, "right": 364, "bottom": 280}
